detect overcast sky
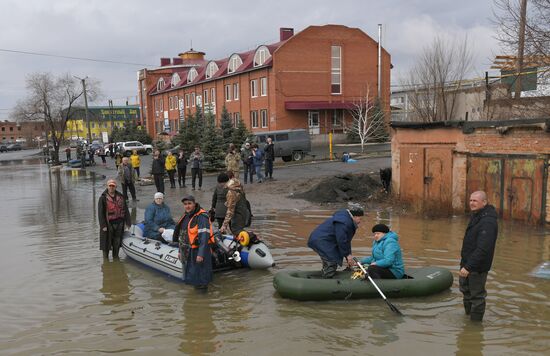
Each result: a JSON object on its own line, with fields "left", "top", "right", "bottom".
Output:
{"left": 0, "top": 0, "right": 502, "bottom": 119}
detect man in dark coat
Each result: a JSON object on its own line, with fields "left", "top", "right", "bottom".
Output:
{"left": 174, "top": 195, "right": 214, "bottom": 290}
{"left": 151, "top": 149, "right": 165, "bottom": 194}
{"left": 307, "top": 207, "right": 364, "bottom": 278}
{"left": 264, "top": 137, "right": 275, "bottom": 180}
{"left": 117, "top": 156, "right": 137, "bottom": 201}
{"left": 459, "top": 190, "right": 498, "bottom": 322}
{"left": 98, "top": 179, "right": 131, "bottom": 259}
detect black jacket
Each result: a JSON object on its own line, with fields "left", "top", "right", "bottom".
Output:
{"left": 151, "top": 157, "right": 165, "bottom": 175}
{"left": 264, "top": 143, "right": 275, "bottom": 161}
{"left": 460, "top": 205, "right": 498, "bottom": 273}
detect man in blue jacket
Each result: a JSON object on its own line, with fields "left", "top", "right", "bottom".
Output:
{"left": 307, "top": 207, "right": 364, "bottom": 278}
{"left": 360, "top": 224, "right": 404, "bottom": 279}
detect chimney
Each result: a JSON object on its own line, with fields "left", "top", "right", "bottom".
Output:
{"left": 280, "top": 27, "right": 294, "bottom": 41}
{"left": 160, "top": 57, "right": 171, "bottom": 66}
{"left": 173, "top": 57, "right": 183, "bottom": 65}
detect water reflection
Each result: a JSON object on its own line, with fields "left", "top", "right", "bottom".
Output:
{"left": 456, "top": 321, "right": 484, "bottom": 356}
{"left": 179, "top": 295, "right": 220, "bottom": 354}
{"left": 101, "top": 259, "right": 131, "bottom": 305}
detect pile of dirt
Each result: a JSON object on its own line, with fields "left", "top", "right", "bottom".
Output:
{"left": 293, "top": 173, "right": 382, "bottom": 203}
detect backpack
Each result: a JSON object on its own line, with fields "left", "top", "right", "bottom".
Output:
{"left": 244, "top": 198, "right": 253, "bottom": 227}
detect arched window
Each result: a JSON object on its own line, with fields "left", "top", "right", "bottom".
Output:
{"left": 205, "top": 61, "right": 219, "bottom": 79}
{"left": 187, "top": 68, "right": 198, "bottom": 83}
{"left": 228, "top": 54, "right": 243, "bottom": 74}
{"left": 157, "top": 77, "right": 165, "bottom": 91}
{"left": 171, "top": 73, "right": 180, "bottom": 88}
{"left": 254, "top": 46, "right": 271, "bottom": 67}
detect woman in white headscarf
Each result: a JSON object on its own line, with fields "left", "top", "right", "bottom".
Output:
{"left": 143, "top": 192, "right": 176, "bottom": 242}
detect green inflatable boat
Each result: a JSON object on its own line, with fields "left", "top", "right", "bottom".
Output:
{"left": 273, "top": 267, "right": 453, "bottom": 301}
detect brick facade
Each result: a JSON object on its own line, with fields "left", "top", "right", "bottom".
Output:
{"left": 391, "top": 119, "right": 550, "bottom": 224}
{"left": 138, "top": 25, "right": 391, "bottom": 138}
{"left": 1, "top": 120, "right": 46, "bottom": 147}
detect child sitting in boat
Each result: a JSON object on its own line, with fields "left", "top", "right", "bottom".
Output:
{"left": 143, "top": 192, "right": 176, "bottom": 242}
{"left": 360, "top": 224, "right": 404, "bottom": 279}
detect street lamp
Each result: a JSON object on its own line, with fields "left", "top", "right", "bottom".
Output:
{"left": 74, "top": 75, "right": 92, "bottom": 145}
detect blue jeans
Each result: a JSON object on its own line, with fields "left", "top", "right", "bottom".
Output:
{"left": 255, "top": 165, "right": 264, "bottom": 182}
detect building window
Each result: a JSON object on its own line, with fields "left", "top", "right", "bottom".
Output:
{"left": 225, "top": 85, "right": 231, "bottom": 101}
{"left": 250, "top": 79, "right": 258, "bottom": 98}
{"left": 260, "top": 109, "right": 268, "bottom": 128}
{"left": 253, "top": 46, "right": 271, "bottom": 67}
{"left": 233, "top": 83, "right": 239, "bottom": 100}
{"left": 159, "top": 99, "right": 163, "bottom": 111}
{"left": 203, "top": 90, "right": 209, "bottom": 104}
{"left": 171, "top": 73, "right": 180, "bottom": 88}
{"left": 169, "top": 97, "right": 173, "bottom": 110}
{"left": 205, "top": 61, "right": 219, "bottom": 79}
{"left": 175, "top": 96, "right": 179, "bottom": 110}
{"left": 234, "top": 112, "right": 240, "bottom": 127}
{"left": 157, "top": 77, "right": 165, "bottom": 91}
{"left": 187, "top": 68, "right": 198, "bottom": 83}
{"left": 250, "top": 111, "right": 258, "bottom": 128}
{"left": 191, "top": 93, "right": 195, "bottom": 107}
{"left": 185, "top": 94, "right": 190, "bottom": 108}
{"left": 211, "top": 88, "right": 215, "bottom": 103}
{"left": 228, "top": 54, "right": 243, "bottom": 74}
{"left": 260, "top": 77, "right": 267, "bottom": 96}
{"left": 331, "top": 45, "right": 342, "bottom": 94}
{"left": 332, "top": 109, "right": 343, "bottom": 127}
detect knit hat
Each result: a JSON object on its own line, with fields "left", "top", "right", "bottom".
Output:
{"left": 371, "top": 224, "right": 390, "bottom": 234}
{"left": 154, "top": 192, "right": 164, "bottom": 199}
{"left": 349, "top": 207, "right": 364, "bottom": 217}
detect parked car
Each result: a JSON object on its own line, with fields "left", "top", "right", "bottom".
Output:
{"left": 0, "top": 144, "right": 7, "bottom": 152}
{"left": 120, "top": 141, "right": 153, "bottom": 156}
{"left": 7, "top": 143, "right": 22, "bottom": 151}
{"left": 245, "top": 129, "right": 311, "bottom": 162}
{"left": 90, "top": 141, "right": 103, "bottom": 152}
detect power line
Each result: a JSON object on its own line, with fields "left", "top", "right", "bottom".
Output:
{"left": 0, "top": 48, "right": 154, "bottom": 67}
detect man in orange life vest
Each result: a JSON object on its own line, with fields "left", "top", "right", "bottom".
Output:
{"left": 98, "top": 179, "right": 131, "bottom": 258}
{"left": 174, "top": 195, "right": 214, "bottom": 289}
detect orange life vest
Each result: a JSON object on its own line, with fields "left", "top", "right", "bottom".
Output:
{"left": 186, "top": 208, "right": 215, "bottom": 248}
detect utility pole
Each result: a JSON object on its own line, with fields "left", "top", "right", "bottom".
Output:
{"left": 75, "top": 75, "right": 92, "bottom": 144}
{"left": 515, "top": 0, "right": 528, "bottom": 99}
{"left": 109, "top": 99, "right": 114, "bottom": 131}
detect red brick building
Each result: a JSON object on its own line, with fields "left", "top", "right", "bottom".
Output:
{"left": 1, "top": 120, "right": 46, "bottom": 147}
{"left": 137, "top": 25, "right": 391, "bottom": 138}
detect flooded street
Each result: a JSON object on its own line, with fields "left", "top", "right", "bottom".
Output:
{"left": 1, "top": 161, "right": 549, "bottom": 355}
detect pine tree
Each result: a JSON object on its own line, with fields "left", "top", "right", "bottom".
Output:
{"left": 220, "top": 106, "right": 234, "bottom": 147}
{"left": 200, "top": 110, "right": 225, "bottom": 170}
{"left": 172, "top": 108, "right": 203, "bottom": 152}
{"left": 231, "top": 116, "right": 253, "bottom": 148}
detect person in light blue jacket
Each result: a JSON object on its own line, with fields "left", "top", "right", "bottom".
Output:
{"left": 143, "top": 192, "right": 176, "bottom": 241}
{"left": 361, "top": 224, "right": 404, "bottom": 279}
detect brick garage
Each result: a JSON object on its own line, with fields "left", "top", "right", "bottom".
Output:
{"left": 391, "top": 119, "right": 550, "bottom": 224}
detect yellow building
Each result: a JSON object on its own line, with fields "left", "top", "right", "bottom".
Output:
{"left": 66, "top": 105, "right": 140, "bottom": 141}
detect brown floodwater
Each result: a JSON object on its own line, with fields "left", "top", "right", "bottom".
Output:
{"left": 0, "top": 161, "right": 549, "bottom": 355}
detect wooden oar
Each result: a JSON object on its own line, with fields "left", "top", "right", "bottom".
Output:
{"left": 353, "top": 257, "right": 403, "bottom": 315}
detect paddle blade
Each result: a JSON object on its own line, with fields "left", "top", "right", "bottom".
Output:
{"left": 386, "top": 300, "right": 403, "bottom": 316}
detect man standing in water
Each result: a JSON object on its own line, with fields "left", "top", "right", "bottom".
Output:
{"left": 459, "top": 190, "right": 498, "bottom": 322}
{"left": 307, "top": 207, "right": 364, "bottom": 278}
{"left": 174, "top": 195, "right": 214, "bottom": 290}
{"left": 98, "top": 179, "right": 131, "bottom": 259}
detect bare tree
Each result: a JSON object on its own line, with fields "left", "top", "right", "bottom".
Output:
{"left": 402, "top": 36, "right": 474, "bottom": 122}
{"left": 347, "top": 85, "right": 387, "bottom": 153}
{"left": 12, "top": 72, "right": 100, "bottom": 165}
{"left": 493, "top": 0, "right": 550, "bottom": 58}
